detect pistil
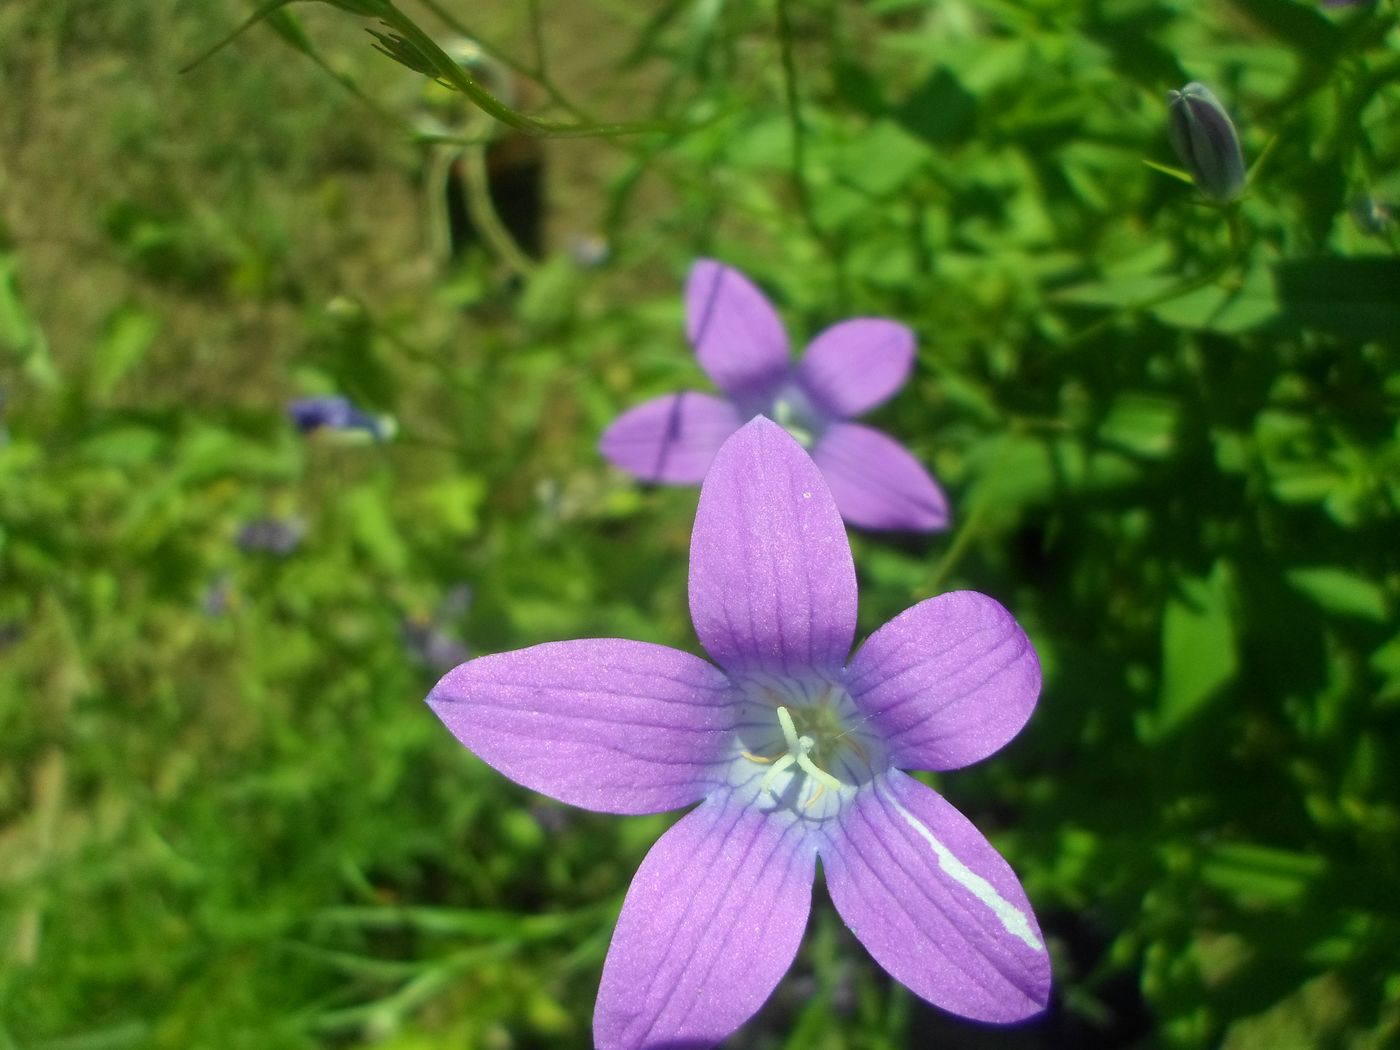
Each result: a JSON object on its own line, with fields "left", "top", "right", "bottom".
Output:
{"left": 742, "top": 705, "right": 844, "bottom": 808}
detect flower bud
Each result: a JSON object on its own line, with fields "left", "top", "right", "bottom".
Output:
{"left": 1168, "top": 82, "right": 1247, "bottom": 203}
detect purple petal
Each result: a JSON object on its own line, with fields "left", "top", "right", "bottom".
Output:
{"left": 427, "top": 640, "right": 736, "bottom": 815}
{"left": 686, "top": 260, "right": 791, "bottom": 409}
{"left": 796, "top": 319, "right": 915, "bottom": 418}
{"left": 821, "top": 771, "right": 1050, "bottom": 1023}
{"left": 811, "top": 422, "right": 949, "bottom": 532}
{"left": 689, "top": 417, "right": 857, "bottom": 678}
{"left": 845, "top": 591, "right": 1040, "bottom": 771}
{"left": 594, "top": 794, "right": 816, "bottom": 1050}
{"left": 599, "top": 392, "right": 743, "bottom": 485}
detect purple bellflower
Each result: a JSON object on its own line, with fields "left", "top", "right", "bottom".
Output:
{"left": 600, "top": 261, "right": 949, "bottom": 532}
{"left": 429, "top": 417, "right": 1050, "bottom": 1049}
{"left": 288, "top": 395, "right": 387, "bottom": 441}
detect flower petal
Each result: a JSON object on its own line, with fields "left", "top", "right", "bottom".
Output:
{"left": 600, "top": 391, "right": 743, "bottom": 484}
{"left": 796, "top": 319, "right": 915, "bottom": 418}
{"left": 686, "top": 260, "right": 791, "bottom": 409}
{"left": 594, "top": 793, "right": 816, "bottom": 1050}
{"left": 810, "top": 422, "right": 949, "bottom": 532}
{"left": 689, "top": 417, "right": 857, "bottom": 678}
{"left": 845, "top": 591, "right": 1040, "bottom": 771}
{"left": 427, "top": 640, "right": 736, "bottom": 815}
{"left": 821, "top": 771, "right": 1050, "bottom": 1023}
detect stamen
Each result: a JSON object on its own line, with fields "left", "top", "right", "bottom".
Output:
{"left": 759, "top": 752, "right": 797, "bottom": 795}
{"left": 740, "top": 705, "right": 846, "bottom": 804}
{"left": 795, "top": 750, "right": 842, "bottom": 791}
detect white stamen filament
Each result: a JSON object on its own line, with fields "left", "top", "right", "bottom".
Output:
{"left": 751, "top": 706, "right": 844, "bottom": 800}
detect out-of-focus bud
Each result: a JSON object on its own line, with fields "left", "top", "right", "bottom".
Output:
{"left": 1168, "top": 82, "right": 1247, "bottom": 204}
{"left": 1350, "top": 196, "right": 1395, "bottom": 238}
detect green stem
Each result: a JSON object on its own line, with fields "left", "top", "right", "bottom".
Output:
{"left": 382, "top": 4, "right": 665, "bottom": 137}
{"left": 461, "top": 143, "right": 539, "bottom": 278}
{"left": 774, "top": 0, "right": 823, "bottom": 247}
{"left": 925, "top": 492, "right": 988, "bottom": 595}
{"left": 415, "top": 0, "right": 598, "bottom": 124}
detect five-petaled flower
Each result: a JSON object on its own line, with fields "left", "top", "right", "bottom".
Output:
{"left": 600, "top": 260, "right": 950, "bottom": 532}
{"left": 429, "top": 417, "right": 1050, "bottom": 1050}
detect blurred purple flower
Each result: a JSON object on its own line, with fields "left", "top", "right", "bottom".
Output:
{"left": 288, "top": 395, "right": 386, "bottom": 441}
{"left": 237, "top": 518, "right": 305, "bottom": 556}
{"left": 403, "top": 616, "right": 471, "bottom": 673}
{"left": 600, "top": 261, "right": 949, "bottom": 532}
{"left": 0, "top": 620, "right": 23, "bottom": 653}
{"left": 430, "top": 418, "right": 1048, "bottom": 1050}
{"left": 202, "top": 573, "right": 233, "bottom": 616}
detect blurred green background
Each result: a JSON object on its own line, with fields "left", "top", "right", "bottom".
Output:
{"left": 2, "top": 0, "right": 1398, "bottom": 1047}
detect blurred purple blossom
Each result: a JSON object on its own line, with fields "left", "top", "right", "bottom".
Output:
{"left": 600, "top": 260, "right": 949, "bottom": 532}
{"left": 403, "top": 585, "right": 474, "bottom": 673}
{"left": 0, "top": 620, "right": 23, "bottom": 653}
{"left": 288, "top": 395, "right": 387, "bottom": 441}
{"left": 430, "top": 418, "right": 1048, "bottom": 1050}
{"left": 237, "top": 518, "right": 305, "bottom": 556}
{"left": 403, "top": 616, "right": 471, "bottom": 673}
{"left": 202, "top": 574, "right": 233, "bottom": 616}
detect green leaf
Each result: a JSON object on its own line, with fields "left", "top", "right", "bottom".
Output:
{"left": 343, "top": 484, "right": 409, "bottom": 575}
{"left": 1149, "top": 266, "right": 1279, "bottom": 334}
{"left": 0, "top": 248, "right": 58, "bottom": 388}
{"left": 894, "top": 67, "right": 977, "bottom": 147}
{"left": 1098, "top": 393, "right": 1180, "bottom": 460}
{"left": 1148, "top": 561, "right": 1239, "bottom": 739}
{"left": 90, "top": 306, "right": 159, "bottom": 400}
{"left": 1371, "top": 631, "right": 1400, "bottom": 705}
{"left": 1200, "top": 842, "right": 1326, "bottom": 906}
{"left": 1285, "top": 567, "right": 1389, "bottom": 623}
{"left": 832, "top": 120, "right": 928, "bottom": 198}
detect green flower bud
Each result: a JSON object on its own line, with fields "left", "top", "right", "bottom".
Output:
{"left": 1168, "top": 82, "right": 1247, "bottom": 204}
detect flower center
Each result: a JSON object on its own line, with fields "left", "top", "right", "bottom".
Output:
{"left": 728, "top": 675, "right": 884, "bottom": 820}
{"left": 768, "top": 384, "right": 825, "bottom": 449}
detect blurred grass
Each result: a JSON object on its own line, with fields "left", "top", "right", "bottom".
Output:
{"left": 2, "top": 0, "right": 1400, "bottom": 1048}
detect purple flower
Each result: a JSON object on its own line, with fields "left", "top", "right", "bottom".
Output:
{"left": 288, "top": 395, "right": 387, "bottom": 440}
{"left": 600, "top": 261, "right": 949, "bottom": 532}
{"left": 429, "top": 417, "right": 1049, "bottom": 1049}
{"left": 237, "top": 518, "right": 305, "bottom": 556}
{"left": 403, "top": 616, "right": 471, "bottom": 673}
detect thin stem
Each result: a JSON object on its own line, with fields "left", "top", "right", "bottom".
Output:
{"left": 774, "top": 0, "right": 821, "bottom": 246}
{"left": 924, "top": 492, "right": 989, "bottom": 595}
{"left": 461, "top": 142, "right": 539, "bottom": 278}
{"left": 416, "top": 0, "right": 597, "bottom": 124}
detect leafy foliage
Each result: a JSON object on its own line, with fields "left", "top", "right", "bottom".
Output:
{"left": 1, "top": 0, "right": 1398, "bottom": 1047}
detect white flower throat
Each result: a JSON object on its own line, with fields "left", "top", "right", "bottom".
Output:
{"left": 729, "top": 675, "right": 884, "bottom": 819}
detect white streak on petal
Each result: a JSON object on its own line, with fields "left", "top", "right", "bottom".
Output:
{"left": 886, "top": 792, "right": 1043, "bottom": 951}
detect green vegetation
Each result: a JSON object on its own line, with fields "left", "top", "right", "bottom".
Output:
{"left": 2, "top": 0, "right": 1397, "bottom": 1046}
